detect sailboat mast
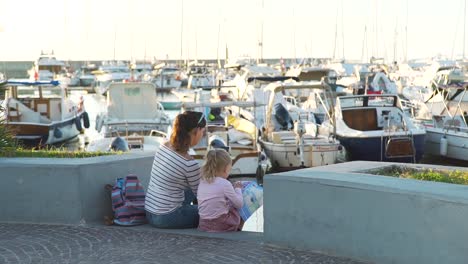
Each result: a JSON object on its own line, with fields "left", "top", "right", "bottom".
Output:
{"left": 341, "top": 0, "right": 345, "bottom": 60}
{"left": 258, "top": 0, "right": 264, "bottom": 64}
{"left": 180, "top": 0, "right": 184, "bottom": 67}
{"left": 464, "top": 0, "right": 466, "bottom": 59}
{"left": 393, "top": 18, "right": 398, "bottom": 62}
{"left": 333, "top": 5, "right": 338, "bottom": 59}
{"left": 64, "top": 0, "right": 69, "bottom": 61}
{"left": 217, "top": 23, "right": 221, "bottom": 69}
{"left": 362, "top": 26, "right": 368, "bottom": 62}
{"left": 405, "top": 0, "right": 408, "bottom": 62}
{"left": 375, "top": 0, "right": 378, "bottom": 58}
{"left": 113, "top": 27, "right": 117, "bottom": 61}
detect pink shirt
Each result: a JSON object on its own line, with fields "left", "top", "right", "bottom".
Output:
{"left": 197, "top": 177, "right": 243, "bottom": 220}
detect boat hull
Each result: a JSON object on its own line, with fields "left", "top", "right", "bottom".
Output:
{"left": 337, "top": 133, "right": 426, "bottom": 163}
{"left": 192, "top": 147, "right": 262, "bottom": 177}
{"left": 260, "top": 140, "right": 342, "bottom": 171}
{"left": 6, "top": 115, "right": 82, "bottom": 146}
{"left": 160, "top": 101, "right": 181, "bottom": 110}
{"left": 424, "top": 128, "right": 468, "bottom": 161}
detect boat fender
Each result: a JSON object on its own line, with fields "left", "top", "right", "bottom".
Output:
{"left": 208, "top": 135, "right": 229, "bottom": 152}
{"left": 110, "top": 137, "right": 129, "bottom": 152}
{"left": 53, "top": 127, "right": 63, "bottom": 139}
{"left": 255, "top": 165, "right": 265, "bottom": 186}
{"left": 95, "top": 114, "right": 104, "bottom": 133}
{"left": 75, "top": 117, "right": 83, "bottom": 131}
{"left": 82, "top": 111, "right": 90, "bottom": 129}
{"left": 440, "top": 136, "right": 448, "bottom": 156}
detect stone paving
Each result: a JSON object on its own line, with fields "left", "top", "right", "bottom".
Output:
{"left": 0, "top": 223, "right": 368, "bottom": 264}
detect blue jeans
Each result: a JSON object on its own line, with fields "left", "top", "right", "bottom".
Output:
{"left": 146, "top": 189, "right": 199, "bottom": 229}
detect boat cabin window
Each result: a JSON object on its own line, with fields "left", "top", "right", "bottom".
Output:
{"left": 342, "top": 108, "right": 379, "bottom": 131}
{"left": 340, "top": 96, "right": 397, "bottom": 109}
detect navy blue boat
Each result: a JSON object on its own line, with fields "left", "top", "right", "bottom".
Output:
{"left": 332, "top": 94, "right": 426, "bottom": 163}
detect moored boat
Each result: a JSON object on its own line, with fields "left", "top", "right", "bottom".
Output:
{"left": 87, "top": 82, "right": 171, "bottom": 152}
{"left": 1, "top": 80, "right": 89, "bottom": 146}
{"left": 328, "top": 94, "right": 426, "bottom": 163}
{"left": 413, "top": 82, "right": 468, "bottom": 161}
{"left": 258, "top": 81, "right": 343, "bottom": 171}
{"left": 181, "top": 100, "right": 270, "bottom": 180}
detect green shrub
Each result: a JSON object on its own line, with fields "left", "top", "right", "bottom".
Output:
{"left": 5, "top": 148, "right": 119, "bottom": 158}
{"left": 0, "top": 105, "right": 118, "bottom": 158}
{"left": 0, "top": 104, "right": 17, "bottom": 154}
{"left": 371, "top": 165, "right": 468, "bottom": 185}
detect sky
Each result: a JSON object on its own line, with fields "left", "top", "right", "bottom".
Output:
{"left": 0, "top": 0, "right": 467, "bottom": 62}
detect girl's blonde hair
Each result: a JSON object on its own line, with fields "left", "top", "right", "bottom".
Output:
{"left": 201, "top": 149, "right": 231, "bottom": 183}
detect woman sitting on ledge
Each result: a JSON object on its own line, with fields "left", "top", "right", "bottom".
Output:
{"left": 145, "top": 111, "right": 206, "bottom": 228}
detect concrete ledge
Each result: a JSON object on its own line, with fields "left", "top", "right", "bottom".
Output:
{"left": 104, "top": 224, "right": 264, "bottom": 243}
{"left": 263, "top": 161, "right": 468, "bottom": 264}
{"left": 0, "top": 153, "right": 155, "bottom": 224}
{"left": 5, "top": 155, "right": 468, "bottom": 263}
{"left": 0, "top": 154, "right": 264, "bottom": 242}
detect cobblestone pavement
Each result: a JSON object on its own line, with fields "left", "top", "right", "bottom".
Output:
{"left": 0, "top": 223, "right": 368, "bottom": 264}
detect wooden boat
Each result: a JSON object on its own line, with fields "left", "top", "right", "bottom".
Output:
{"left": 1, "top": 80, "right": 89, "bottom": 146}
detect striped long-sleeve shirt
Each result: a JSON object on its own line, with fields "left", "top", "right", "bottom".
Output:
{"left": 145, "top": 143, "right": 201, "bottom": 215}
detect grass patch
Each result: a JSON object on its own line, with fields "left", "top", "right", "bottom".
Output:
{"left": 369, "top": 165, "right": 468, "bottom": 185}
{"left": 0, "top": 147, "right": 121, "bottom": 158}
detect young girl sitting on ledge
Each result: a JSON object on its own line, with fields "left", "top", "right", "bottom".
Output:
{"left": 197, "top": 149, "right": 244, "bottom": 232}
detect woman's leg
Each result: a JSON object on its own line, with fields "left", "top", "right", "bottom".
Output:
{"left": 146, "top": 204, "right": 199, "bottom": 229}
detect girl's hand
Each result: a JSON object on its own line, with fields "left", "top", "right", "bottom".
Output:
{"left": 233, "top": 181, "right": 243, "bottom": 189}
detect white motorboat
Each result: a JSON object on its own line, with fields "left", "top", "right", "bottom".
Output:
{"left": 92, "top": 62, "right": 132, "bottom": 95}
{"left": 29, "top": 51, "right": 72, "bottom": 86}
{"left": 181, "top": 100, "right": 270, "bottom": 180}
{"left": 87, "top": 82, "right": 171, "bottom": 152}
{"left": 1, "top": 80, "right": 90, "bottom": 146}
{"left": 258, "top": 81, "right": 343, "bottom": 171}
{"left": 415, "top": 82, "right": 468, "bottom": 161}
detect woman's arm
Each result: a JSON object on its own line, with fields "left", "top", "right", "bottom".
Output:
{"left": 185, "top": 161, "right": 201, "bottom": 195}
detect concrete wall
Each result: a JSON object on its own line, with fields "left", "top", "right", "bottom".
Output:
{"left": 263, "top": 163, "right": 468, "bottom": 264}
{"left": 0, "top": 153, "right": 154, "bottom": 224}
{"left": 4, "top": 155, "right": 468, "bottom": 263}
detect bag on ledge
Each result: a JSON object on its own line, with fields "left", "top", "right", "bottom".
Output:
{"left": 105, "top": 174, "right": 147, "bottom": 226}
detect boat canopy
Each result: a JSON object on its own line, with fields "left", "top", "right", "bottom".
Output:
{"left": 438, "top": 82, "right": 468, "bottom": 90}
{"left": 247, "top": 76, "right": 299, "bottom": 83}
{"left": 6, "top": 80, "right": 60, "bottom": 86}
{"left": 107, "top": 82, "right": 161, "bottom": 120}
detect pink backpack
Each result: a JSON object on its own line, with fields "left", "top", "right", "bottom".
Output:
{"left": 106, "top": 174, "right": 147, "bottom": 226}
